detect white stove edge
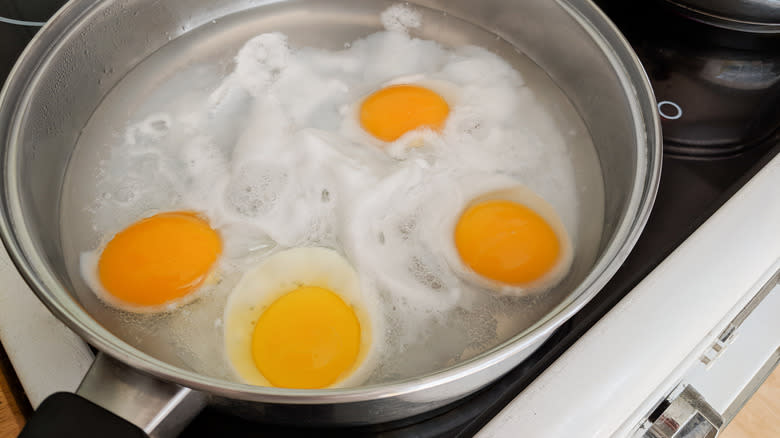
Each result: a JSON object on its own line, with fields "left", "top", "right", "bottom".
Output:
{"left": 477, "top": 152, "right": 780, "bottom": 438}
{"left": 0, "top": 248, "right": 93, "bottom": 407}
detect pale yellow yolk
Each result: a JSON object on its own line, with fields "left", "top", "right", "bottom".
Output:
{"left": 359, "top": 84, "right": 450, "bottom": 142}
{"left": 454, "top": 200, "right": 561, "bottom": 285}
{"left": 251, "top": 286, "right": 361, "bottom": 389}
{"left": 98, "top": 211, "right": 221, "bottom": 307}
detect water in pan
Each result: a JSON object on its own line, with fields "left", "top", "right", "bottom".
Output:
{"left": 60, "top": 2, "right": 604, "bottom": 386}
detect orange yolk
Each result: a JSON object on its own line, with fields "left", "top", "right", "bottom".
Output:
{"left": 97, "top": 211, "right": 221, "bottom": 307}
{"left": 251, "top": 286, "right": 361, "bottom": 389}
{"left": 359, "top": 84, "right": 450, "bottom": 142}
{"left": 454, "top": 200, "right": 561, "bottom": 285}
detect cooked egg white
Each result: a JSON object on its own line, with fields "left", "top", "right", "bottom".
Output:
{"left": 86, "top": 17, "right": 578, "bottom": 311}
{"left": 80, "top": 211, "right": 222, "bottom": 313}
{"left": 445, "top": 184, "right": 573, "bottom": 295}
{"left": 340, "top": 76, "right": 460, "bottom": 153}
{"left": 223, "top": 247, "right": 380, "bottom": 388}
{"left": 75, "top": 3, "right": 590, "bottom": 386}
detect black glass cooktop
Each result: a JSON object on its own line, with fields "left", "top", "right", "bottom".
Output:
{"left": 2, "top": 1, "right": 778, "bottom": 436}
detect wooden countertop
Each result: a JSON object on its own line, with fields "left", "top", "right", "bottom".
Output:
{"left": 0, "top": 342, "right": 27, "bottom": 437}
{"left": 721, "top": 369, "right": 780, "bottom": 438}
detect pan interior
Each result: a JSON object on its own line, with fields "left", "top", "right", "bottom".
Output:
{"left": 56, "top": 1, "right": 604, "bottom": 387}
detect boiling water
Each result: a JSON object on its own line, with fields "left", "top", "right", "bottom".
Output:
{"left": 60, "top": 3, "right": 604, "bottom": 385}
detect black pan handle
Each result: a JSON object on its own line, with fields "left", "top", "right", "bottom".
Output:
{"left": 19, "top": 353, "right": 206, "bottom": 438}
{"left": 18, "top": 392, "right": 147, "bottom": 438}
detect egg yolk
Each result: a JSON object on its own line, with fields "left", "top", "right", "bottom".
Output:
{"left": 454, "top": 200, "right": 561, "bottom": 285}
{"left": 359, "top": 84, "right": 450, "bottom": 142}
{"left": 97, "top": 211, "right": 221, "bottom": 307}
{"left": 251, "top": 286, "right": 361, "bottom": 389}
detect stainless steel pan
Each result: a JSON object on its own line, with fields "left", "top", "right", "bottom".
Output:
{"left": 0, "top": 0, "right": 661, "bottom": 436}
